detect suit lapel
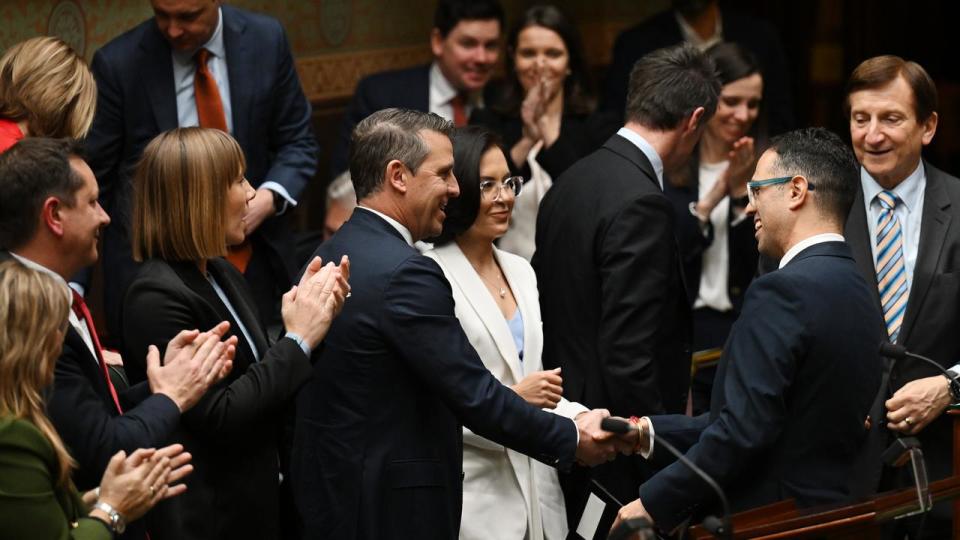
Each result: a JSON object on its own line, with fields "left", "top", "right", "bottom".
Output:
{"left": 845, "top": 185, "right": 883, "bottom": 311}
{"left": 65, "top": 326, "right": 111, "bottom": 398}
{"left": 436, "top": 245, "right": 524, "bottom": 384}
{"left": 497, "top": 250, "right": 542, "bottom": 372}
{"left": 222, "top": 6, "right": 252, "bottom": 146}
{"left": 603, "top": 134, "right": 660, "bottom": 191}
{"left": 209, "top": 258, "right": 270, "bottom": 353}
{"left": 139, "top": 24, "right": 178, "bottom": 133}
{"left": 900, "top": 163, "right": 952, "bottom": 344}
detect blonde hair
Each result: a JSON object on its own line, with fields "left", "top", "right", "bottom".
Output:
{"left": 0, "top": 37, "right": 96, "bottom": 139}
{"left": 132, "top": 127, "right": 247, "bottom": 262}
{"left": 0, "top": 260, "right": 74, "bottom": 486}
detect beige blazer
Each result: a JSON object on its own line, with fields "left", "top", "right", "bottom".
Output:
{"left": 426, "top": 243, "right": 587, "bottom": 540}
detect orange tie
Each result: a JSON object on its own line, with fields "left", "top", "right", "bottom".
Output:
{"left": 71, "top": 290, "right": 123, "bottom": 413}
{"left": 194, "top": 48, "right": 228, "bottom": 132}
{"left": 450, "top": 94, "right": 468, "bottom": 127}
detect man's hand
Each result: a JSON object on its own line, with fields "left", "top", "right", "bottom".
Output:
{"left": 147, "top": 324, "right": 237, "bottom": 412}
{"left": 611, "top": 498, "right": 654, "bottom": 537}
{"left": 243, "top": 188, "right": 277, "bottom": 235}
{"left": 886, "top": 375, "right": 952, "bottom": 434}
{"left": 282, "top": 255, "right": 351, "bottom": 351}
{"left": 511, "top": 368, "right": 563, "bottom": 409}
{"left": 574, "top": 409, "right": 617, "bottom": 466}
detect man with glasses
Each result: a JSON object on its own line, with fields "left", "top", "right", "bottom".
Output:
{"left": 612, "top": 127, "right": 884, "bottom": 532}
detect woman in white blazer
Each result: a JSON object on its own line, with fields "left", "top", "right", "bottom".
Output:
{"left": 425, "top": 126, "right": 588, "bottom": 540}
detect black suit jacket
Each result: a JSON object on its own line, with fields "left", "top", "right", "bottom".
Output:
{"left": 640, "top": 242, "right": 884, "bottom": 530}
{"left": 601, "top": 9, "right": 793, "bottom": 137}
{"left": 844, "top": 162, "right": 960, "bottom": 491}
{"left": 329, "top": 64, "right": 431, "bottom": 176}
{"left": 86, "top": 5, "right": 317, "bottom": 338}
{"left": 291, "top": 208, "right": 577, "bottom": 540}
{"left": 120, "top": 257, "right": 312, "bottom": 540}
{"left": 534, "top": 134, "right": 692, "bottom": 418}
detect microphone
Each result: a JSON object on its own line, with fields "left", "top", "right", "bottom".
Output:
{"left": 601, "top": 417, "right": 732, "bottom": 539}
{"left": 878, "top": 342, "right": 960, "bottom": 401}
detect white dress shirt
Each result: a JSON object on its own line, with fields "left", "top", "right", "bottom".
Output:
{"left": 694, "top": 160, "right": 733, "bottom": 311}
{"left": 171, "top": 7, "right": 295, "bottom": 209}
{"left": 428, "top": 62, "right": 481, "bottom": 121}
{"left": 616, "top": 127, "right": 665, "bottom": 190}
{"left": 860, "top": 163, "right": 925, "bottom": 292}
{"left": 675, "top": 10, "right": 724, "bottom": 51}
{"left": 357, "top": 206, "right": 413, "bottom": 246}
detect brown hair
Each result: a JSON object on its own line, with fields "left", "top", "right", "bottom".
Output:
{"left": 844, "top": 55, "right": 937, "bottom": 121}
{"left": 0, "top": 37, "right": 96, "bottom": 139}
{"left": 132, "top": 127, "right": 246, "bottom": 262}
{"left": 0, "top": 260, "right": 75, "bottom": 486}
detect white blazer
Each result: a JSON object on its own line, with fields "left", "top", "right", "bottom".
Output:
{"left": 425, "top": 243, "right": 588, "bottom": 540}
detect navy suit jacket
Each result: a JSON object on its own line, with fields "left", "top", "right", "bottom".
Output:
{"left": 330, "top": 64, "right": 431, "bottom": 176}
{"left": 291, "top": 208, "right": 577, "bottom": 540}
{"left": 638, "top": 242, "right": 884, "bottom": 530}
{"left": 86, "top": 5, "right": 317, "bottom": 336}
{"left": 845, "top": 162, "right": 960, "bottom": 496}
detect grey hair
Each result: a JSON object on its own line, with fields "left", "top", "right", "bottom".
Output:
{"left": 349, "top": 108, "right": 453, "bottom": 200}
{"left": 326, "top": 170, "right": 357, "bottom": 211}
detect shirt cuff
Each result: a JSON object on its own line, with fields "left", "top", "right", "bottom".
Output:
{"left": 948, "top": 363, "right": 960, "bottom": 375}
{"left": 572, "top": 417, "right": 580, "bottom": 446}
{"left": 261, "top": 181, "right": 297, "bottom": 215}
{"left": 284, "top": 332, "right": 311, "bottom": 357}
{"left": 640, "top": 416, "right": 655, "bottom": 459}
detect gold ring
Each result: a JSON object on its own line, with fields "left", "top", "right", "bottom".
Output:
{"left": 905, "top": 417, "right": 914, "bottom": 426}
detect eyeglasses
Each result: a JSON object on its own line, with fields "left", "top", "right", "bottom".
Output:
{"left": 746, "top": 175, "right": 816, "bottom": 205}
{"left": 479, "top": 176, "right": 524, "bottom": 201}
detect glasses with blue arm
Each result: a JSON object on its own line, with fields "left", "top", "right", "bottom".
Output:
{"left": 746, "top": 175, "right": 815, "bottom": 205}
{"left": 480, "top": 176, "right": 524, "bottom": 201}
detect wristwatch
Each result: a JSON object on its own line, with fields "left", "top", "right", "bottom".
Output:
{"left": 946, "top": 369, "right": 960, "bottom": 403}
{"left": 271, "top": 189, "right": 287, "bottom": 215}
{"left": 93, "top": 501, "right": 127, "bottom": 534}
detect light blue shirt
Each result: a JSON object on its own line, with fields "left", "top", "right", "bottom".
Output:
{"left": 206, "top": 272, "right": 260, "bottom": 361}
{"left": 506, "top": 308, "right": 524, "bottom": 364}
{"left": 861, "top": 162, "right": 925, "bottom": 292}
{"left": 616, "top": 127, "right": 664, "bottom": 190}
{"left": 171, "top": 8, "right": 295, "bottom": 211}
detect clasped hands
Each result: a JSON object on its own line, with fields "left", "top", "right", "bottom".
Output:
{"left": 574, "top": 413, "right": 651, "bottom": 466}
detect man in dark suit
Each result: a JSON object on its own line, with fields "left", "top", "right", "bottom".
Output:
{"left": 0, "top": 138, "right": 233, "bottom": 537}
{"left": 532, "top": 44, "right": 720, "bottom": 537}
{"left": 86, "top": 0, "right": 317, "bottom": 340}
{"left": 602, "top": 0, "right": 793, "bottom": 136}
{"left": 613, "top": 128, "right": 884, "bottom": 533}
{"left": 843, "top": 55, "right": 960, "bottom": 537}
{"left": 329, "top": 0, "right": 503, "bottom": 176}
{"left": 292, "top": 108, "right": 617, "bottom": 540}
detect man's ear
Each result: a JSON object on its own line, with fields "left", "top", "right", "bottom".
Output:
{"left": 41, "top": 196, "right": 67, "bottom": 238}
{"left": 430, "top": 28, "right": 445, "bottom": 58}
{"left": 686, "top": 107, "right": 706, "bottom": 135}
{"left": 921, "top": 111, "right": 938, "bottom": 146}
{"left": 385, "top": 160, "right": 408, "bottom": 194}
{"left": 787, "top": 175, "right": 811, "bottom": 210}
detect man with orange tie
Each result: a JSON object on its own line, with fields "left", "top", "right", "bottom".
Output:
{"left": 0, "top": 137, "right": 235, "bottom": 539}
{"left": 328, "top": 0, "right": 504, "bottom": 177}
{"left": 85, "top": 0, "right": 318, "bottom": 341}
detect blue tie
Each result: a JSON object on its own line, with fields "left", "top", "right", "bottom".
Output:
{"left": 875, "top": 190, "right": 908, "bottom": 343}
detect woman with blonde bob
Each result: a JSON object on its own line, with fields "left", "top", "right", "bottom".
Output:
{"left": 0, "top": 36, "right": 96, "bottom": 151}
{"left": 0, "top": 261, "right": 189, "bottom": 539}
{"left": 122, "top": 127, "right": 350, "bottom": 540}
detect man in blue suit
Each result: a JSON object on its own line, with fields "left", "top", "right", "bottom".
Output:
{"left": 85, "top": 0, "right": 317, "bottom": 340}
{"left": 293, "top": 108, "right": 617, "bottom": 540}
{"left": 328, "top": 0, "right": 503, "bottom": 177}
{"left": 612, "top": 128, "right": 885, "bottom": 532}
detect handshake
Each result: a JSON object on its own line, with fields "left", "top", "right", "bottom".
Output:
{"left": 573, "top": 412, "right": 652, "bottom": 466}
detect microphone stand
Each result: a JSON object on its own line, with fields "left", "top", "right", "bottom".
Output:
{"left": 600, "top": 417, "right": 732, "bottom": 539}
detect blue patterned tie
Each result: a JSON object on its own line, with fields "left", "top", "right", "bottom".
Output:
{"left": 875, "top": 190, "right": 908, "bottom": 343}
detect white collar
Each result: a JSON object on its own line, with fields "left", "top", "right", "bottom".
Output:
{"left": 778, "top": 233, "right": 845, "bottom": 269}
{"left": 616, "top": 127, "right": 665, "bottom": 189}
{"left": 675, "top": 10, "right": 723, "bottom": 51}
{"left": 860, "top": 162, "right": 925, "bottom": 213}
{"left": 173, "top": 7, "right": 225, "bottom": 60}
{"left": 9, "top": 252, "right": 73, "bottom": 304}
{"left": 357, "top": 206, "right": 413, "bottom": 246}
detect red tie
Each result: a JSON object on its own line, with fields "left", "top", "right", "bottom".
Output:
{"left": 450, "top": 94, "right": 467, "bottom": 127}
{"left": 194, "top": 48, "right": 228, "bottom": 131}
{"left": 71, "top": 290, "right": 122, "bottom": 413}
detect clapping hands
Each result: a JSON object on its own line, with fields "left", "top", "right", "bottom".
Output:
{"left": 282, "top": 255, "right": 351, "bottom": 352}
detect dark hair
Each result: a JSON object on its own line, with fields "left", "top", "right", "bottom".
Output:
{"left": 766, "top": 127, "right": 859, "bottom": 223}
{"left": 495, "top": 4, "right": 593, "bottom": 116}
{"left": 625, "top": 43, "right": 720, "bottom": 129}
{"left": 434, "top": 0, "right": 504, "bottom": 37}
{"left": 350, "top": 108, "right": 453, "bottom": 200}
{"left": 0, "top": 138, "right": 84, "bottom": 250}
{"left": 844, "top": 55, "right": 937, "bottom": 122}
{"left": 431, "top": 126, "right": 503, "bottom": 246}
{"left": 707, "top": 42, "right": 760, "bottom": 86}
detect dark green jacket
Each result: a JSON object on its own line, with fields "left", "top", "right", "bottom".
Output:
{"left": 0, "top": 416, "right": 111, "bottom": 540}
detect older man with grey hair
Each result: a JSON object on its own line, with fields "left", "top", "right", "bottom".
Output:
{"left": 291, "top": 108, "right": 618, "bottom": 540}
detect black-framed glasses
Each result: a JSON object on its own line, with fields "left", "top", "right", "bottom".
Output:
{"left": 747, "top": 175, "right": 816, "bottom": 205}
{"left": 479, "top": 176, "right": 523, "bottom": 201}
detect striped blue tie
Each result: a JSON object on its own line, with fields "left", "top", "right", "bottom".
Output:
{"left": 875, "top": 191, "right": 908, "bottom": 343}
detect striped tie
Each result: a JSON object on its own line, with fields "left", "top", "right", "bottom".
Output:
{"left": 875, "top": 190, "right": 908, "bottom": 343}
